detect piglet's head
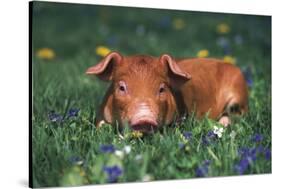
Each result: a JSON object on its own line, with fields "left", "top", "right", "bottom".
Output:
{"left": 86, "top": 52, "right": 191, "bottom": 133}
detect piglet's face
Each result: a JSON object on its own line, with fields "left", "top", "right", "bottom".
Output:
{"left": 86, "top": 52, "right": 191, "bottom": 133}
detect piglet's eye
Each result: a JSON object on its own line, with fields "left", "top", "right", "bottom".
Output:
{"left": 118, "top": 81, "right": 127, "bottom": 94}
{"left": 119, "top": 86, "right": 125, "bottom": 91}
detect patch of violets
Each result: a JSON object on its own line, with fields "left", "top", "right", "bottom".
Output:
{"left": 183, "top": 131, "right": 192, "bottom": 140}
{"left": 68, "top": 156, "right": 84, "bottom": 165}
{"left": 202, "top": 131, "right": 217, "bottom": 145}
{"left": 196, "top": 160, "right": 211, "bottom": 177}
{"left": 99, "top": 144, "right": 116, "bottom": 153}
{"left": 242, "top": 66, "right": 253, "bottom": 87}
{"left": 48, "top": 111, "right": 63, "bottom": 122}
{"left": 48, "top": 108, "right": 80, "bottom": 123}
{"left": 251, "top": 133, "right": 263, "bottom": 143}
{"left": 158, "top": 16, "right": 172, "bottom": 28}
{"left": 67, "top": 108, "right": 80, "bottom": 118}
{"left": 103, "top": 165, "right": 123, "bottom": 183}
{"left": 234, "top": 134, "right": 271, "bottom": 174}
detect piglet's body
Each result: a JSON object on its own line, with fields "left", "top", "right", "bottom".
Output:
{"left": 86, "top": 52, "right": 248, "bottom": 133}
{"left": 176, "top": 58, "right": 248, "bottom": 119}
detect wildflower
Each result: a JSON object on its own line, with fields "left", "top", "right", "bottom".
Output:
{"left": 216, "top": 23, "right": 230, "bottom": 34}
{"left": 251, "top": 134, "right": 263, "bottom": 143}
{"left": 195, "top": 160, "right": 211, "bottom": 177}
{"left": 36, "top": 48, "right": 56, "bottom": 60}
{"left": 235, "top": 157, "right": 250, "bottom": 175}
{"left": 178, "top": 142, "right": 185, "bottom": 149}
{"left": 68, "top": 156, "right": 84, "bottom": 165}
{"left": 142, "top": 174, "right": 153, "bottom": 182}
{"left": 242, "top": 67, "right": 253, "bottom": 87}
{"left": 216, "top": 37, "right": 229, "bottom": 48}
{"left": 238, "top": 147, "right": 257, "bottom": 161}
{"left": 103, "top": 165, "right": 123, "bottom": 183}
{"left": 256, "top": 145, "right": 264, "bottom": 153}
{"left": 123, "top": 145, "right": 131, "bottom": 154}
{"left": 67, "top": 108, "right": 80, "bottom": 118}
{"left": 235, "top": 145, "right": 271, "bottom": 174}
{"left": 96, "top": 46, "right": 111, "bottom": 57}
{"left": 136, "top": 25, "right": 145, "bottom": 36}
{"left": 99, "top": 144, "right": 115, "bottom": 153}
{"left": 216, "top": 36, "right": 232, "bottom": 55}
{"left": 264, "top": 148, "right": 271, "bottom": 160}
{"left": 159, "top": 16, "right": 171, "bottom": 28}
{"left": 131, "top": 131, "right": 143, "bottom": 138}
{"left": 230, "top": 130, "right": 237, "bottom": 139}
{"left": 106, "top": 36, "right": 118, "bottom": 46}
{"left": 183, "top": 131, "right": 192, "bottom": 140}
{"left": 213, "top": 126, "right": 224, "bottom": 138}
{"left": 48, "top": 111, "right": 63, "bottom": 122}
{"left": 114, "top": 150, "right": 124, "bottom": 159}
{"left": 202, "top": 131, "right": 216, "bottom": 145}
{"left": 207, "top": 131, "right": 216, "bottom": 138}
{"left": 197, "top": 49, "right": 209, "bottom": 58}
{"left": 173, "top": 18, "right": 185, "bottom": 30}
{"left": 135, "top": 154, "right": 143, "bottom": 161}
{"left": 235, "top": 147, "right": 258, "bottom": 174}
{"left": 223, "top": 55, "right": 236, "bottom": 64}
{"left": 234, "top": 35, "right": 243, "bottom": 45}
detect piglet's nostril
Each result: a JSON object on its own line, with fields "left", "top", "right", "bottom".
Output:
{"left": 130, "top": 118, "right": 158, "bottom": 133}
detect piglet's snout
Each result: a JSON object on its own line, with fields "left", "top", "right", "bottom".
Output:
{"left": 129, "top": 103, "right": 158, "bottom": 133}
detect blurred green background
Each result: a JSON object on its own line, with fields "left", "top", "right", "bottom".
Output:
{"left": 31, "top": 1, "right": 271, "bottom": 187}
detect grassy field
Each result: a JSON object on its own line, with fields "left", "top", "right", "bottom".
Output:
{"left": 31, "top": 2, "right": 271, "bottom": 187}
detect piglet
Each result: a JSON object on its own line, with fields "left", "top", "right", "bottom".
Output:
{"left": 86, "top": 52, "right": 248, "bottom": 133}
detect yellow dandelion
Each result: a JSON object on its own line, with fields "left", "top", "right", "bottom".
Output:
{"left": 131, "top": 131, "right": 143, "bottom": 138}
{"left": 79, "top": 170, "right": 85, "bottom": 177}
{"left": 173, "top": 18, "right": 185, "bottom": 30}
{"left": 36, "top": 48, "right": 55, "bottom": 60}
{"left": 197, "top": 49, "right": 209, "bottom": 58}
{"left": 223, "top": 55, "right": 236, "bottom": 64}
{"left": 96, "top": 46, "right": 111, "bottom": 57}
{"left": 216, "top": 23, "right": 230, "bottom": 34}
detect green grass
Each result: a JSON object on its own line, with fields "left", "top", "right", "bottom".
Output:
{"left": 31, "top": 1, "right": 271, "bottom": 187}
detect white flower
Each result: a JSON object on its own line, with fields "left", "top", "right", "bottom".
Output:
{"left": 213, "top": 126, "right": 224, "bottom": 138}
{"left": 135, "top": 154, "right": 143, "bottom": 161}
{"left": 230, "top": 130, "right": 237, "bottom": 139}
{"left": 114, "top": 150, "right": 124, "bottom": 159}
{"left": 142, "top": 174, "right": 152, "bottom": 182}
{"left": 123, "top": 145, "right": 131, "bottom": 154}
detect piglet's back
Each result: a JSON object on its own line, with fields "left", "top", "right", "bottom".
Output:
{"left": 176, "top": 58, "right": 248, "bottom": 119}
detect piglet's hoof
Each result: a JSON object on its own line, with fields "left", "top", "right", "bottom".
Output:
{"left": 97, "top": 120, "right": 106, "bottom": 127}
{"left": 219, "top": 116, "right": 231, "bottom": 127}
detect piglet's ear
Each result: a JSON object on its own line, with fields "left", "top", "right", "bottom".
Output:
{"left": 160, "top": 54, "right": 191, "bottom": 87}
{"left": 86, "top": 51, "right": 123, "bottom": 81}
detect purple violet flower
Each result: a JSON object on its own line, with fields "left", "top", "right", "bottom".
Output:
{"left": 235, "top": 157, "right": 250, "bottom": 175}
{"left": 183, "top": 131, "right": 192, "bottom": 140}
{"left": 103, "top": 165, "right": 123, "bottom": 183}
{"left": 48, "top": 111, "right": 63, "bottom": 122}
{"left": 100, "top": 144, "right": 115, "bottom": 153}
{"left": 196, "top": 160, "right": 211, "bottom": 177}
{"left": 68, "top": 156, "right": 83, "bottom": 165}
{"left": 159, "top": 16, "right": 171, "bottom": 28}
{"left": 242, "top": 67, "right": 253, "bottom": 87}
{"left": 251, "top": 134, "right": 263, "bottom": 143}
{"left": 202, "top": 131, "right": 216, "bottom": 145}
{"left": 264, "top": 148, "right": 271, "bottom": 160}
{"left": 67, "top": 108, "right": 80, "bottom": 118}
{"left": 178, "top": 142, "right": 185, "bottom": 150}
